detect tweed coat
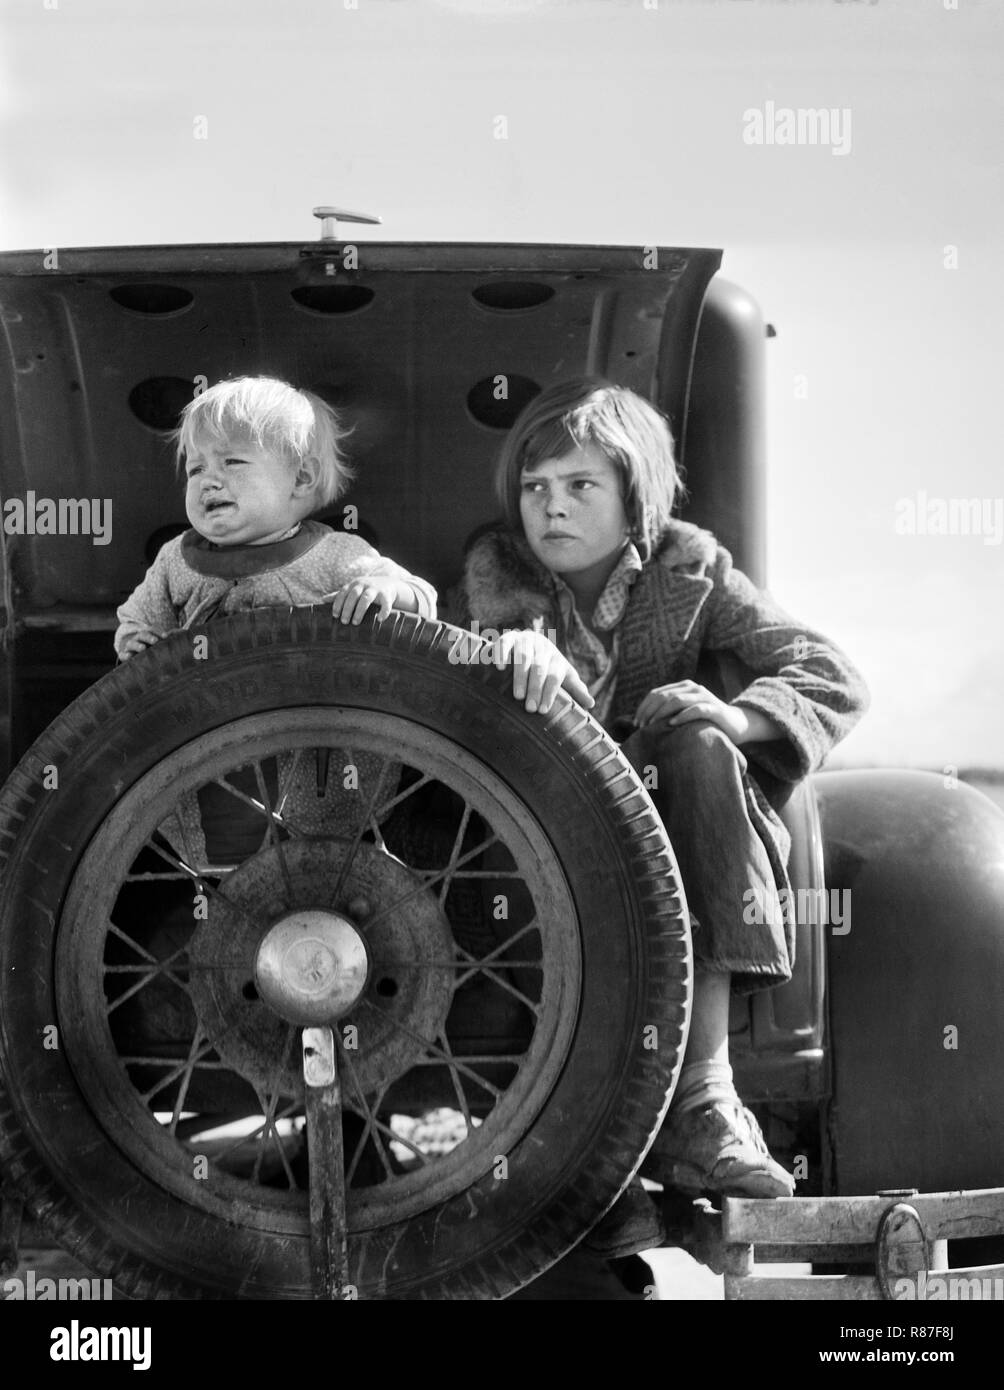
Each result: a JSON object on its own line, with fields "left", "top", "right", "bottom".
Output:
{"left": 449, "top": 519, "right": 870, "bottom": 890}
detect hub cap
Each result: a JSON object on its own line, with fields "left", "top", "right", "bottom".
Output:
{"left": 255, "top": 910, "right": 369, "bottom": 1024}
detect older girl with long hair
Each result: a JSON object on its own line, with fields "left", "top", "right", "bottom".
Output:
{"left": 452, "top": 376, "right": 868, "bottom": 1256}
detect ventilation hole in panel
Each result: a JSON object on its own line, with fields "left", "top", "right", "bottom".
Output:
{"left": 110, "top": 284, "right": 194, "bottom": 315}
{"left": 466, "top": 375, "right": 541, "bottom": 430}
{"left": 128, "top": 377, "right": 194, "bottom": 432}
{"left": 291, "top": 285, "right": 375, "bottom": 314}
{"left": 471, "top": 282, "right": 555, "bottom": 311}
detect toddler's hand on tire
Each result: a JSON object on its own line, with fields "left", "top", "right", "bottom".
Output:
{"left": 119, "top": 629, "right": 161, "bottom": 659}
{"left": 330, "top": 578, "right": 395, "bottom": 625}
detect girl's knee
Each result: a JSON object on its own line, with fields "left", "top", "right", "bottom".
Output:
{"left": 646, "top": 720, "right": 747, "bottom": 793}
{"left": 623, "top": 719, "right": 745, "bottom": 793}
{"left": 659, "top": 718, "right": 741, "bottom": 762}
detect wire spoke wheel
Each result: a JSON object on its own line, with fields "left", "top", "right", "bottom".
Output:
{"left": 0, "top": 610, "right": 691, "bottom": 1300}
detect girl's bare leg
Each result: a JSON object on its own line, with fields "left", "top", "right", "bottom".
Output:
{"left": 683, "top": 968, "right": 731, "bottom": 1066}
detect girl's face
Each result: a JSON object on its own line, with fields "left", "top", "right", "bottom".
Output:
{"left": 184, "top": 430, "right": 314, "bottom": 545}
{"left": 519, "top": 442, "right": 630, "bottom": 580}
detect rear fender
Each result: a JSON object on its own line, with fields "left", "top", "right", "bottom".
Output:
{"left": 815, "top": 769, "right": 1004, "bottom": 1195}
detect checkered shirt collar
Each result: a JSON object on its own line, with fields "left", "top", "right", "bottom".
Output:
{"left": 555, "top": 541, "right": 644, "bottom": 628}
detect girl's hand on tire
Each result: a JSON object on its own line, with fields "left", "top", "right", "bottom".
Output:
{"left": 492, "top": 630, "right": 594, "bottom": 715}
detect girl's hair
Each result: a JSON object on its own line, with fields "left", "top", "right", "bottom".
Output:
{"left": 173, "top": 377, "right": 353, "bottom": 508}
{"left": 495, "top": 376, "right": 684, "bottom": 558}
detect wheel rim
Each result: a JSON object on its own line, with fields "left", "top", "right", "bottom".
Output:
{"left": 55, "top": 708, "right": 583, "bottom": 1234}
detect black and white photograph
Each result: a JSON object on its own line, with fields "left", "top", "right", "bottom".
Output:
{"left": 0, "top": 0, "right": 1001, "bottom": 1352}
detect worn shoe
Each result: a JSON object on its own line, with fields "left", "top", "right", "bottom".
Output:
{"left": 583, "top": 1176, "right": 665, "bottom": 1259}
{"left": 646, "top": 1101, "right": 795, "bottom": 1199}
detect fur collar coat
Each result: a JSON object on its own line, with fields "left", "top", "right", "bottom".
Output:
{"left": 450, "top": 519, "right": 869, "bottom": 796}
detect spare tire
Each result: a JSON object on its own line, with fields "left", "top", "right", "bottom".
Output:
{"left": 0, "top": 608, "right": 690, "bottom": 1300}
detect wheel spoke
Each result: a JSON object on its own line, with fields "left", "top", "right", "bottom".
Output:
{"left": 208, "top": 770, "right": 309, "bottom": 840}
{"left": 369, "top": 921, "right": 543, "bottom": 979}
{"left": 137, "top": 1023, "right": 238, "bottom": 1104}
{"left": 337, "top": 1044, "right": 397, "bottom": 1183}
{"left": 436, "top": 1032, "right": 474, "bottom": 1133}
{"left": 370, "top": 959, "right": 542, "bottom": 970}
{"left": 372, "top": 770, "right": 435, "bottom": 820}
{"left": 413, "top": 1054, "right": 526, "bottom": 1066}
{"left": 106, "top": 920, "right": 159, "bottom": 966}
{"left": 251, "top": 1025, "right": 299, "bottom": 1187}
{"left": 142, "top": 838, "right": 266, "bottom": 933}
{"left": 168, "top": 1030, "right": 206, "bottom": 1135}
{"left": 374, "top": 1118, "right": 427, "bottom": 1167}
{"left": 252, "top": 761, "right": 294, "bottom": 906}
{"left": 118, "top": 1055, "right": 230, "bottom": 1070}
{"left": 436, "top": 801, "right": 474, "bottom": 908}
{"left": 202, "top": 1098, "right": 300, "bottom": 1170}
{"left": 329, "top": 749, "right": 394, "bottom": 902}
{"left": 359, "top": 996, "right": 503, "bottom": 1099}
{"left": 444, "top": 919, "right": 544, "bottom": 1011}
{"left": 122, "top": 870, "right": 204, "bottom": 883}
{"left": 105, "top": 933, "right": 193, "bottom": 1013}
{"left": 445, "top": 870, "right": 526, "bottom": 880}
{"left": 275, "top": 746, "right": 307, "bottom": 816}
{"left": 451, "top": 963, "right": 542, "bottom": 1016}
{"left": 459, "top": 918, "right": 542, "bottom": 967}
{"left": 303, "top": 1026, "right": 351, "bottom": 1299}
{"left": 342, "top": 1071, "right": 427, "bottom": 1173}
{"left": 362, "top": 833, "right": 500, "bottom": 936}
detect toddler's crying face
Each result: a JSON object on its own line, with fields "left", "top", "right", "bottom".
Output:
{"left": 183, "top": 431, "right": 309, "bottom": 545}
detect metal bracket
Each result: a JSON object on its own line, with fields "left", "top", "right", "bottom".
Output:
{"left": 303, "top": 1026, "right": 351, "bottom": 1300}
{"left": 300, "top": 206, "right": 382, "bottom": 273}
{"left": 312, "top": 206, "right": 382, "bottom": 240}
{"left": 875, "top": 1198, "right": 931, "bottom": 1301}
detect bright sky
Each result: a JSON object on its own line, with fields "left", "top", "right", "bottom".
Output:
{"left": 2, "top": 0, "right": 1002, "bottom": 768}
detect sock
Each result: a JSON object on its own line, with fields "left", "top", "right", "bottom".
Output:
{"left": 670, "top": 1061, "right": 740, "bottom": 1116}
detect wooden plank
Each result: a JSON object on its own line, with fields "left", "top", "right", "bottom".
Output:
{"left": 722, "top": 1189, "right": 1004, "bottom": 1246}
{"left": 726, "top": 1274, "right": 881, "bottom": 1301}
{"left": 754, "top": 1244, "right": 872, "bottom": 1264}
{"left": 726, "top": 1263, "right": 1004, "bottom": 1303}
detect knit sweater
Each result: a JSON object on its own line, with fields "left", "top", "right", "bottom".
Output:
{"left": 114, "top": 520, "right": 437, "bottom": 659}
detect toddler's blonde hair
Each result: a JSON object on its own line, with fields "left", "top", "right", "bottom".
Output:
{"left": 174, "top": 376, "right": 352, "bottom": 508}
